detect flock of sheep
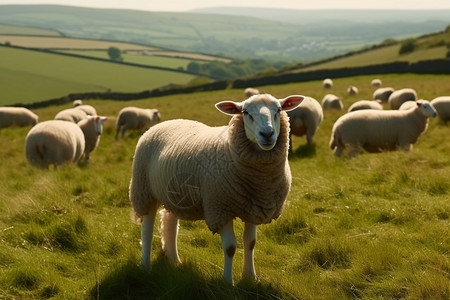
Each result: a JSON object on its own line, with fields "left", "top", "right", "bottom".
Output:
{"left": 1, "top": 78, "right": 449, "bottom": 284}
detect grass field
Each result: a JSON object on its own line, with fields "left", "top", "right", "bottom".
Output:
{"left": 0, "top": 73, "right": 448, "bottom": 299}
{"left": 0, "top": 46, "right": 198, "bottom": 106}
{"left": 0, "top": 24, "right": 61, "bottom": 36}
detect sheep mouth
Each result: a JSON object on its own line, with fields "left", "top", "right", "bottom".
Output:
{"left": 258, "top": 141, "right": 276, "bottom": 151}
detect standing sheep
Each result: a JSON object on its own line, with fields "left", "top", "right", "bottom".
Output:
{"left": 371, "top": 79, "right": 382, "bottom": 87}
{"left": 55, "top": 108, "right": 87, "bottom": 123}
{"left": 388, "top": 88, "right": 418, "bottom": 110}
{"left": 329, "top": 100, "right": 437, "bottom": 157}
{"left": 287, "top": 97, "right": 323, "bottom": 147}
{"left": 115, "top": 107, "right": 161, "bottom": 139}
{"left": 0, "top": 107, "right": 38, "bottom": 131}
{"left": 373, "top": 87, "right": 394, "bottom": 103}
{"left": 244, "top": 87, "right": 259, "bottom": 97}
{"left": 129, "top": 94, "right": 304, "bottom": 284}
{"left": 348, "top": 100, "right": 383, "bottom": 112}
{"left": 322, "top": 94, "right": 344, "bottom": 110}
{"left": 347, "top": 85, "right": 359, "bottom": 95}
{"left": 77, "top": 116, "right": 107, "bottom": 165}
{"left": 25, "top": 120, "right": 85, "bottom": 168}
{"left": 323, "top": 78, "right": 333, "bottom": 89}
{"left": 75, "top": 104, "right": 97, "bottom": 116}
{"left": 430, "top": 96, "right": 450, "bottom": 123}
{"left": 399, "top": 100, "right": 417, "bottom": 111}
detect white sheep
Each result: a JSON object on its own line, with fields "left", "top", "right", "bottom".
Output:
{"left": 329, "top": 100, "right": 437, "bottom": 157}
{"left": 430, "top": 96, "right": 450, "bottom": 123}
{"left": 77, "top": 116, "right": 107, "bottom": 165}
{"left": 73, "top": 99, "right": 83, "bottom": 107}
{"left": 55, "top": 108, "right": 87, "bottom": 123}
{"left": 388, "top": 88, "right": 418, "bottom": 110}
{"left": 244, "top": 87, "right": 259, "bottom": 97}
{"left": 398, "top": 100, "right": 417, "bottom": 111}
{"left": 322, "top": 94, "right": 344, "bottom": 110}
{"left": 373, "top": 87, "right": 394, "bottom": 103}
{"left": 323, "top": 78, "right": 333, "bottom": 89}
{"left": 115, "top": 107, "right": 161, "bottom": 139}
{"left": 371, "top": 79, "right": 382, "bottom": 87}
{"left": 129, "top": 93, "right": 304, "bottom": 284}
{"left": 287, "top": 97, "right": 323, "bottom": 147}
{"left": 347, "top": 85, "right": 359, "bottom": 95}
{"left": 348, "top": 100, "right": 383, "bottom": 112}
{"left": 0, "top": 107, "right": 38, "bottom": 131}
{"left": 25, "top": 120, "right": 85, "bottom": 168}
{"left": 75, "top": 104, "right": 97, "bottom": 116}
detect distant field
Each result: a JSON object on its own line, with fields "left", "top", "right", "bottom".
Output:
{"left": 0, "top": 24, "right": 61, "bottom": 36}
{"left": 0, "top": 46, "right": 197, "bottom": 105}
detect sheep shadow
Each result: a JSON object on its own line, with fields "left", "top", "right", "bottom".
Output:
{"left": 91, "top": 255, "right": 289, "bottom": 300}
{"left": 289, "top": 143, "right": 317, "bottom": 159}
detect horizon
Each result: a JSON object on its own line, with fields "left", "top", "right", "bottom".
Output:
{"left": 1, "top": 0, "right": 450, "bottom": 12}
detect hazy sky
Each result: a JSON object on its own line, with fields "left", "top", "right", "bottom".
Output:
{"left": 1, "top": 0, "right": 450, "bottom": 12}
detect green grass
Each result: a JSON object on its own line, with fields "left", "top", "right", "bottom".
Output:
{"left": 0, "top": 46, "right": 197, "bottom": 105}
{"left": 0, "top": 24, "right": 61, "bottom": 36}
{"left": 0, "top": 74, "right": 449, "bottom": 299}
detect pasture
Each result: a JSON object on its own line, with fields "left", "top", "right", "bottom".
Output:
{"left": 0, "top": 74, "right": 449, "bottom": 299}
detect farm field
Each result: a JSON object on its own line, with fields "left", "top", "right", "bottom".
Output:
{"left": 0, "top": 73, "right": 448, "bottom": 299}
{"left": 0, "top": 24, "right": 61, "bottom": 36}
{"left": 0, "top": 46, "right": 198, "bottom": 106}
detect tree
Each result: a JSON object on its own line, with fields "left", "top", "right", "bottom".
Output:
{"left": 107, "top": 47, "right": 123, "bottom": 61}
{"left": 399, "top": 39, "right": 416, "bottom": 55}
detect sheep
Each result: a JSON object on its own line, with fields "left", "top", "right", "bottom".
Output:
{"left": 75, "top": 104, "right": 97, "bottom": 116}
{"left": 129, "top": 93, "right": 304, "bottom": 284}
{"left": 77, "top": 116, "right": 107, "bottom": 165}
{"left": 329, "top": 100, "right": 437, "bottom": 157}
{"left": 287, "top": 97, "right": 323, "bottom": 147}
{"left": 430, "top": 96, "right": 450, "bottom": 123}
{"left": 0, "top": 107, "right": 38, "bottom": 131}
{"left": 373, "top": 87, "right": 394, "bottom": 103}
{"left": 399, "top": 100, "right": 417, "bottom": 111}
{"left": 348, "top": 100, "right": 383, "bottom": 112}
{"left": 25, "top": 120, "right": 85, "bottom": 168}
{"left": 55, "top": 108, "right": 87, "bottom": 123}
{"left": 244, "top": 87, "right": 259, "bottom": 97}
{"left": 388, "top": 88, "right": 418, "bottom": 110}
{"left": 73, "top": 99, "right": 83, "bottom": 107}
{"left": 323, "top": 78, "right": 333, "bottom": 89}
{"left": 115, "top": 107, "right": 161, "bottom": 139}
{"left": 371, "top": 79, "right": 382, "bottom": 87}
{"left": 347, "top": 85, "right": 359, "bottom": 95}
{"left": 322, "top": 94, "right": 344, "bottom": 110}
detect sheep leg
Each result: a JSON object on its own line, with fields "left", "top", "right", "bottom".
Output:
{"left": 141, "top": 212, "right": 157, "bottom": 271}
{"left": 242, "top": 222, "right": 257, "bottom": 280}
{"left": 160, "top": 209, "right": 180, "bottom": 263}
{"left": 121, "top": 126, "right": 127, "bottom": 139}
{"left": 219, "top": 219, "right": 237, "bottom": 284}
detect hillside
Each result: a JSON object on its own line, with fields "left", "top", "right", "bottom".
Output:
{"left": 0, "top": 5, "right": 449, "bottom": 63}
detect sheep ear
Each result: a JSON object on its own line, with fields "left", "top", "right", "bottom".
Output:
{"left": 279, "top": 95, "right": 304, "bottom": 111}
{"left": 215, "top": 101, "right": 243, "bottom": 116}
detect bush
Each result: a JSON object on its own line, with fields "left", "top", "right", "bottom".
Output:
{"left": 399, "top": 39, "right": 416, "bottom": 55}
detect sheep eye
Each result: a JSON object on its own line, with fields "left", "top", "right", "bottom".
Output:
{"left": 242, "top": 110, "right": 254, "bottom": 121}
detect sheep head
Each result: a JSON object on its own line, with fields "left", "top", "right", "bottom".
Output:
{"left": 417, "top": 100, "right": 437, "bottom": 118}
{"left": 215, "top": 94, "right": 304, "bottom": 150}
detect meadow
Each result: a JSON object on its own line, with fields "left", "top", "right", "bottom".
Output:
{"left": 0, "top": 74, "right": 449, "bottom": 299}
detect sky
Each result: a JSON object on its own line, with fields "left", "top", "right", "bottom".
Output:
{"left": 1, "top": 0, "right": 450, "bottom": 12}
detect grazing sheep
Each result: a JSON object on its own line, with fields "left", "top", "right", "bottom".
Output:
{"left": 25, "top": 120, "right": 85, "bottom": 169}
{"left": 77, "top": 116, "right": 107, "bottom": 165}
{"left": 55, "top": 108, "right": 87, "bottom": 123}
{"left": 0, "top": 107, "right": 38, "bottom": 131}
{"left": 329, "top": 100, "right": 437, "bottom": 157}
{"left": 75, "top": 104, "right": 97, "bottom": 116}
{"left": 322, "top": 94, "right": 344, "bottom": 110}
{"left": 323, "top": 78, "right": 333, "bottom": 89}
{"left": 388, "top": 88, "right": 418, "bottom": 110}
{"left": 73, "top": 99, "right": 83, "bottom": 107}
{"left": 430, "top": 96, "right": 450, "bottom": 123}
{"left": 244, "top": 87, "right": 259, "bottom": 97}
{"left": 287, "top": 97, "right": 323, "bottom": 147}
{"left": 371, "top": 79, "right": 382, "bottom": 87}
{"left": 347, "top": 85, "right": 359, "bottom": 95}
{"left": 129, "top": 94, "right": 304, "bottom": 284}
{"left": 373, "top": 87, "right": 394, "bottom": 103}
{"left": 348, "top": 100, "right": 383, "bottom": 112}
{"left": 115, "top": 107, "right": 161, "bottom": 139}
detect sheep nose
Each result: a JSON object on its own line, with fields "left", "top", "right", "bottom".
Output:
{"left": 259, "top": 130, "right": 274, "bottom": 139}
